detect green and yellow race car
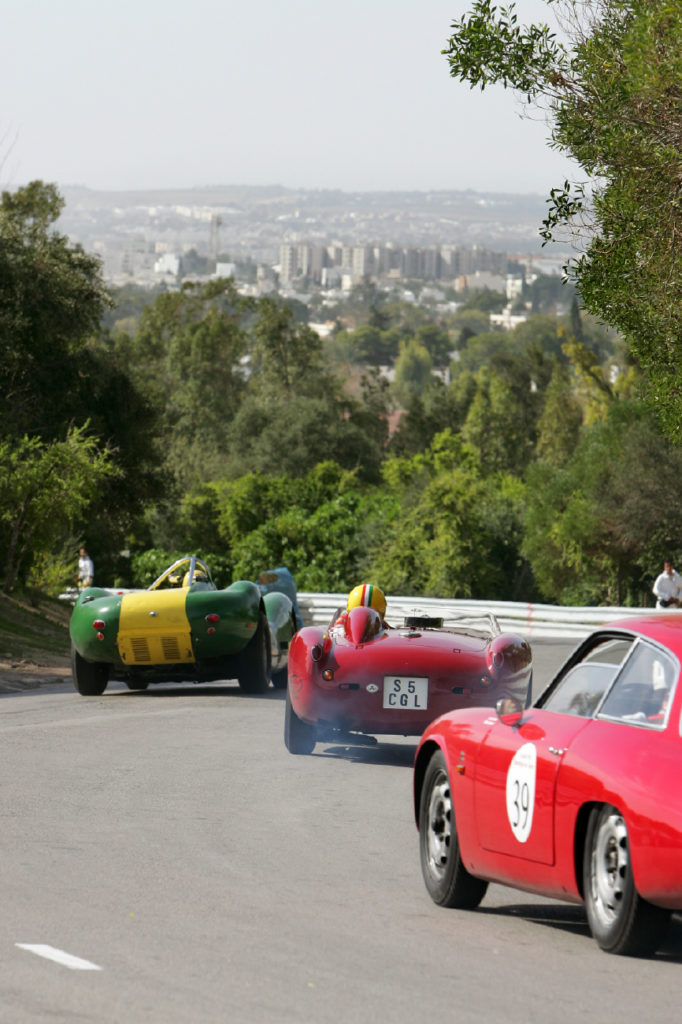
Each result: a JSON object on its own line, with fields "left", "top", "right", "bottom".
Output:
{"left": 69, "top": 556, "right": 301, "bottom": 696}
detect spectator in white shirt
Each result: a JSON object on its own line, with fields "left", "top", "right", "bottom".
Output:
{"left": 652, "top": 559, "right": 682, "bottom": 608}
{"left": 78, "top": 547, "right": 94, "bottom": 588}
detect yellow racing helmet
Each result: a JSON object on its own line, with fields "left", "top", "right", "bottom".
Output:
{"left": 183, "top": 569, "right": 208, "bottom": 586}
{"left": 347, "top": 583, "right": 387, "bottom": 619}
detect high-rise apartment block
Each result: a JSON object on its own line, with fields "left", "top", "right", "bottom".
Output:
{"left": 278, "top": 241, "right": 509, "bottom": 286}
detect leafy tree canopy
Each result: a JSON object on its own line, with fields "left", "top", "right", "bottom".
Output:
{"left": 523, "top": 400, "right": 682, "bottom": 604}
{"left": 0, "top": 426, "right": 119, "bottom": 592}
{"left": 0, "top": 181, "right": 111, "bottom": 438}
{"left": 443, "top": 0, "right": 682, "bottom": 436}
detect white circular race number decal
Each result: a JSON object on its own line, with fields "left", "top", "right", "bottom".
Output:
{"left": 505, "top": 742, "right": 537, "bottom": 843}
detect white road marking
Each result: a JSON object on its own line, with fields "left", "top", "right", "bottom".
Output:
{"left": 16, "top": 944, "right": 102, "bottom": 971}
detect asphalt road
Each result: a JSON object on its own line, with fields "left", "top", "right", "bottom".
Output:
{"left": 1, "top": 640, "right": 680, "bottom": 1024}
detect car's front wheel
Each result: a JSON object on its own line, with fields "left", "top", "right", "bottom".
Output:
{"left": 237, "top": 610, "right": 271, "bottom": 694}
{"left": 71, "top": 644, "right": 109, "bottom": 696}
{"left": 284, "top": 689, "right": 316, "bottom": 754}
{"left": 419, "top": 749, "right": 488, "bottom": 909}
{"left": 584, "top": 804, "right": 670, "bottom": 955}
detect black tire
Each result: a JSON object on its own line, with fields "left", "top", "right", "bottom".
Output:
{"left": 271, "top": 667, "right": 288, "bottom": 690}
{"left": 419, "top": 749, "right": 488, "bottom": 909}
{"left": 71, "top": 644, "right": 109, "bottom": 696}
{"left": 284, "top": 689, "right": 316, "bottom": 754}
{"left": 125, "top": 678, "right": 149, "bottom": 691}
{"left": 237, "top": 610, "right": 271, "bottom": 694}
{"left": 583, "top": 804, "right": 670, "bottom": 955}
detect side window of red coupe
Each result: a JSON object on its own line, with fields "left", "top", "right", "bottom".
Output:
{"left": 597, "top": 641, "right": 678, "bottom": 729}
{"left": 541, "top": 636, "right": 634, "bottom": 717}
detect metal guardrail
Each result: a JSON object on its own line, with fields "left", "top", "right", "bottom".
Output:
{"left": 60, "top": 585, "right": 663, "bottom": 641}
{"left": 297, "top": 593, "right": 666, "bottom": 641}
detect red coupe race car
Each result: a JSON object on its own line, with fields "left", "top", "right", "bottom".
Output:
{"left": 414, "top": 614, "right": 682, "bottom": 956}
{"left": 284, "top": 584, "right": 533, "bottom": 755}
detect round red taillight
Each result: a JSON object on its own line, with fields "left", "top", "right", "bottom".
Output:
{"left": 93, "top": 620, "right": 105, "bottom": 630}
{"left": 207, "top": 626, "right": 216, "bottom": 635}
{"left": 205, "top": 613, "right": 220, "bottom": 624}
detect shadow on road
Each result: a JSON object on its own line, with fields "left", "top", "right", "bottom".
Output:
{"left": 479, "top": 902, "right": 682, "bottom": 960}
{"left": 314, "top": 739, "right": 417, "bottom": 767}
{"left": 109, "top": 682, "right": 286, "bottom": 700}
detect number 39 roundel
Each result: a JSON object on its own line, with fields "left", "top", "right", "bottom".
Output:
{"left": 505, "top": 742, "right": 537, "bottom": 843}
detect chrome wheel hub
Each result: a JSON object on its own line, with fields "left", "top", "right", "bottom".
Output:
{"left": 426, "top": 772, "right": 452, "bottom": 880}
{"left": 590, "top": 811, "right": 629, "bottom": 927}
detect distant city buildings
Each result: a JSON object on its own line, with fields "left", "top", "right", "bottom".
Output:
{"left": 55, "top": 185, "right": 568, "bottom": 298}
{"left": 278, "top": 242, "right": 510, "bottom": 288}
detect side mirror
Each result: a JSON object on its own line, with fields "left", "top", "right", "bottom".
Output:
{"left": 496, "top": 696, "right": 524, "bottom": 727}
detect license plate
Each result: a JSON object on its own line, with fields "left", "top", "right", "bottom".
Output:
{"left": 382, "top": 676, "right": 428, "bottom": 710}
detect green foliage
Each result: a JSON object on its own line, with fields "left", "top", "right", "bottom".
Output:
{"left": 129, "top": 548, "right": 235, "bottom": 589}
{"left": 163, "top": 462, "right": 396, "bottom": 593}
{"left": 461, "top": 367, "right": 531, "bottom": 475}
{"left": 328, "top": 324, "right": 401, "bottom": 365}
{"left": 443, "top": 0, "right": 682, "bottom": 436}
{"left": 0, "top": 181, "right": 111, "bottom": 439}
{"left": 102, "top": 283, "right": 164, "bottom": 330}
{"left": 0, "top": 426, "right": 119, "bottom": 593}
{"left": 370, "top": 431, "right": 529, "bottom": 599}
{"left": 534, "top": 359, "right": 583, "bottom": 465}
{"left": 523, "top": 401, "right": 682, "bottom": 604}
{"left": 393, "top": 339, "right": 433, "bottom": 406}
{"left": 456, "top": 289, "right": 507, "bottom": 313}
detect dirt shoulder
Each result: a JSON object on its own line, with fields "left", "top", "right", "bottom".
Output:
{"left": 0, "top": 658, "right": 71, "bottom": 693}
{"left": 0, "top": 591, "right": 72, "bottom": 693}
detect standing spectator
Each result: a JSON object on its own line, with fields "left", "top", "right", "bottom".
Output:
{"left": 652, "top": 559, "right": 682, "bottom": 608}
{"left": 78, "top": 547, "right": 94, "bottom": 589}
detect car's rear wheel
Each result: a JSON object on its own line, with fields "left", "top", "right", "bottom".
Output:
{"left": 584, "top": 804, "right": 670, "bottom": 955}
{"left": 237, "top": 610, "right": 271, "bottom": 694}
{"left": 284, "top": 689, "right": 316, "bottom": 754}
{"left": 419, "top": 749, "right": 488, "bottom": 909}
{"left": 271, "top": 667, "right": 287, "bottom": 690}
{"left": 71, "top": 644, "right": 109, "bottom": 696}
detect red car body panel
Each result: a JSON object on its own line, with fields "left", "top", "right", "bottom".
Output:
{"left": 288, "top": 605, "right": 532, "bottom": 737}
{"left": 414, "top": 615, "right": 682, "bottom": 911}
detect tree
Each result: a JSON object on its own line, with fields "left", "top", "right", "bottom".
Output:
{"left": 460, "top": 363, "right": 542, "bottom": 475}
{"left": 0, "top": 426, "right": 119, "bottom": 592}
{"left": 0, "top": 181, "right": 111, "bottom": 439}
{"left": 115, "top": 278, "right": 252, "bottom": 491}
{"left": 523, "top": 401, "right": 682, "bottom": 604}
{"left": 443, "top": 1, "right": 682, "bottom": 437}
{"left": 393, "top": 339, "right": 433, "bottom": 406}
{"left": 415, "top": 324, "right": 454, "bottom": 368}
{"left": 369, "top": 431, "right": 529, "bottom": 599}
{"left": 534, "top": 359, "right": 583, "bottom": 466}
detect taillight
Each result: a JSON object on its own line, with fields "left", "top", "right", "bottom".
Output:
{"left": 205, "top": 613, "right": 219, "bottom": 623}
{"left": 93, "top": 620, "right": 105, "bottom": 630}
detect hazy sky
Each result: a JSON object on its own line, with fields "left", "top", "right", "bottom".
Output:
{"left": 1, "top": 0, "right": 578, "bottom": 195}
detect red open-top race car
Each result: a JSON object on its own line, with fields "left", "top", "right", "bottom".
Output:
{"left": 285, "top": 584, "right": 532, "bottom": 755}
